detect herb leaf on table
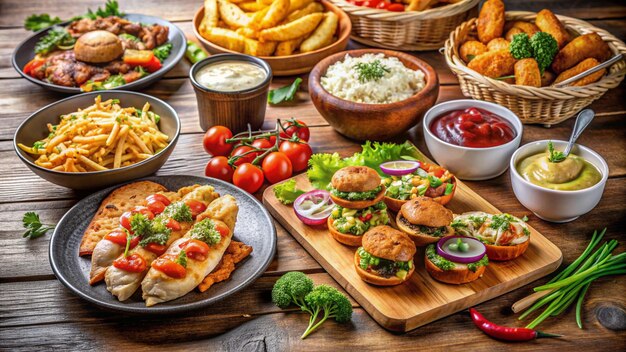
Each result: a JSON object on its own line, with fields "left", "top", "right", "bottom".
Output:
{"left": 22, "top": 212, "right": 55, "bottom": 239}
{"left": 268, "top": 78, "right": 302, "bottom": 105}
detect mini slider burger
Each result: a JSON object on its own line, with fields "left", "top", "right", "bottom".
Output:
{"left": 425, "top": 236, "right": 488, "bottom": 284}
{"left": 328, "top": 166, "right": 389, "bottom": 246}
{"left": 396, "top": 196, "right": 454, "bottom": 246}
{"left": 451, "top": 212, "right": 531, "bottom": 261}
{"left": 355, "top": 225, "right": 416, "bottom": 286}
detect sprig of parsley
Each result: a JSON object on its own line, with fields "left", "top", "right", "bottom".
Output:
{"left": 84, "top": 0, "right": 124, "bottom": 20}
{"left": 22, "top": 212, "right": 55, "bottom": 239}
{"left": 353, "top": 60, "right": 390, "bottom": 83}
{"left": 547, "top": 141, "right": 566, "bottom": 163}
{"left": 24, "top": 14, "right": 62, "bottom": 31}
{"left": 176, "top": 250, "right": 188, "bottom": 268}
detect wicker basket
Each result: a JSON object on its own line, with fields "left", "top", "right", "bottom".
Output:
{"left": 444, "top": 11, "right": 626, "bottom": 126}
{"left": 331, "top": 0, "right": 479, "bottom": 51}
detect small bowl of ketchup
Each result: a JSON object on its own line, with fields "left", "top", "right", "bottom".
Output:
{"left": 423, "top": 100, "right": 523, "bottom": 180}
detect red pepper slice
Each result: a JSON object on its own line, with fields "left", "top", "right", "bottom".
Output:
{"left": 179, "top": 239, "right": 210, "bottom": 261}
{"left": 152, "top": 256, "right": 186, "bottom": 278}
{"left": 105, "top": 230, "right": 139, "bottom": 248}
{"left": 112, "top": 253, "right": 147, "bottom": 273}
{"left": 469, "top": 308, "right": 561, "bottom": 341}
{"left": 23, "top": 58, "right": 45, "bottom": 77}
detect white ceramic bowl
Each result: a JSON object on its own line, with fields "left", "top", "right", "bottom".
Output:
{"left": 423, "top": 100, "right": 523, "bottom": 180}
{"left": 510, "top": 140, "right": 609, "bottom": 223}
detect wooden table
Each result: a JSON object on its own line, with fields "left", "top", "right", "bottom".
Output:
{"left": 1, "top": 1, "right": 625, "bottom": 350}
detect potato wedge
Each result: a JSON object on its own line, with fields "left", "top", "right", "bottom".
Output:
{"left": 288, "top": 0, "right": 314, "bottom": 12}
{"left": 218, "top": 0, "right": 251, "bottom": 28}
{"left": 259, "top": 12, "right": 323, "bottom": 42}
{"left": 206, "top": 27, "right": 246, "bottom": 52}
{"left": 236, "top": 26, "right": 260, "bottom": 39}
{"left": 260, "top": 0, "right": 290, "bottom": 29}
{"left": 239, "top": 1, "right": 266, "bottom": 11}
{"left": 286, "top": 2, "right": 323, "bottom": 23}
{"left": 200, "top": 0, "right": 219, "bottom": 31}
{"left": 275, "top": 37, "right": 305, "bottom": 56}
{"left": 248, "top": 6, "right": 271, "bottom": 30}
{"left": 257, "top": 0, "right": 275, "bottom": 5}
{"left": 300, "top": 11, "right": 338, "bottom": 52}
{"left": 244, "top": 38, "right": 277, "bottom": 56}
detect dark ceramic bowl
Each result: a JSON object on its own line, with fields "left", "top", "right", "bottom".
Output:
{"left": 12, "top": 14, "right": 186, "bottom": 94}
{"left": 309, "top": 49, "right": 440, "bottom": 141}
{"left": 13, "top": 91, "right": 180, "bottom": 190}
{"left": 190, "top": 54, "right": 272, "bottom": 133}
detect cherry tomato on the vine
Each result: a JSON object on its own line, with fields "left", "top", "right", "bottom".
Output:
{"left": 251, "top": 138, "right": 273, "bottom": 150}
{"left": 262, "top": 152, "right": 292, "bottom": 184}
{"left": 203, "top": 126, "right": 233, "bottom": 156}
{"left": 233, "top": 163, "right": 264, "bottom": 193}
{"left": 230, "top": 145, "right": 257, "bottom": 166}
{"left": 280, "top": 119, "right": 310, "bottom": 141}
{"left": 279, "top": 141, "right": 312, "bottom": 172}
{"left": 205, "top": 156, "right": 234, "bottom": 182}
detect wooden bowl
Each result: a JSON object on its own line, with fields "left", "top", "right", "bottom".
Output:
{"left": 308, "top": 49, "right": 439, "bottom": 141}
{"left": 193, "top": 1, "right": 351, "bottom": 76}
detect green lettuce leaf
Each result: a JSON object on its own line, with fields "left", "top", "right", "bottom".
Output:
{"left": 307, "top": 141, "right": 423, "bottom": 190}
{"left": 273, "top": 179, "right": 305, "bottom": 205}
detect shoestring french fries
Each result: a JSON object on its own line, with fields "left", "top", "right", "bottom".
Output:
{"left": 198, "top": 0, "right": 339, "bottom": 57}
{"left": 18, "top": 96, "right": 169, "bottom": 172}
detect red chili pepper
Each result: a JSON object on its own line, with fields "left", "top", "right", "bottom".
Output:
{"left": 359, "top": 213, "right": 373, "bottom": 222}
{"left": 469, "top": 308, "right": 561, "bottom": 341}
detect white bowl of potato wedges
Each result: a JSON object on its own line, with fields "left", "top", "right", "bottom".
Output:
{"left": 194, "top": 0, "right": 351, "bottom": 75}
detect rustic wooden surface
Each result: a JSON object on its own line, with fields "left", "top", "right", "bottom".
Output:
{"left": 263, "top": 173, "right": 563, "bottom": 331}
{"left": 0, "top": 0, "right": 625, "bottom": 351}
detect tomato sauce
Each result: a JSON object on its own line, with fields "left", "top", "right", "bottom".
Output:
{"left": 430, "top": 107, "right": 516, "bottom": 148}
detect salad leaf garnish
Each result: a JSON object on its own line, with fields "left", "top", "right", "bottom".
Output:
{"left": 274, "top": 179, "right": 305, "bottom": 205}
{"left": 547, "top": 141, "right": 566, "bottom": 163}
{"left": 268, "top": 78, "right": 302, "bottom": 105}
{"left": 24, "top": 14, "right": 62, "bottom": 31}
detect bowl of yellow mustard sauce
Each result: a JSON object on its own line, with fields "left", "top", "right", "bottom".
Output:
{"left": 510, "top": 140, "right": 608, "bottom": 223}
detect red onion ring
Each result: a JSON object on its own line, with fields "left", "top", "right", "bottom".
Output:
{"left": 293, "top": 190, "right": 334, "bottom": 226}
{"left": 380, "top": 160, "right": 420, "bottom": 176}
{"left": 436, "top": 236, "right": 486, "bottom": 264}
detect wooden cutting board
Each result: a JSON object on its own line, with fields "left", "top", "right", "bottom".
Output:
{"left": 262, "top": 160, "right": 563, "bottom": 332}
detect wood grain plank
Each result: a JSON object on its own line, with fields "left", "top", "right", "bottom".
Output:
{"left": 0, "top": 274, "right": 624, "bottom": 351}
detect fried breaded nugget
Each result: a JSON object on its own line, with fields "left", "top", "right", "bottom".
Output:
{"left": 554, "top": 58, "right": 606, "bottom": 86}
{"left": 197, "top": 241, "right": 252, "bottom": 292}
{"left": 477, "top": 0, "right": 505, "bottom": 44}
{"left": 505, "top": 27, "right": 524, "bottom": 42}
{"left": 275, "top": 36, "right": 305, "bottom": 56}
{"left": 467, "top": 49, "right": 517, "bottom": 78}
{"left": 459, "top": 40, "right": 487, "bottom": 62}
{"left": 541, "top": 70, "right": 555, "bottom": 86}
{"left": 487, "top": 38, "right": 509, "bottom": 52}
{"left": 551, "top": 32, "right": 611, "bottom": 73}
{"left": 505, "top": 21, "right": 540, "bottom": 38}
{"left": 536, "top": 9, "right": 569, "bottom": 49}
{"left": 300, "top": 11, "right": 338, "bottom": 53}
{"left": 514, "top": 58, "right": 541, "bottom": 87}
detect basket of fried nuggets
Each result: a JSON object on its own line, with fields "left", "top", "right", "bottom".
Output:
{"left": 193, "top": 0, "right": 351, "bottom": 75}
{"left": 330, "top": 0, "right": 479, "bottom": 51}
{"left": 444, "top": 0, "right": 626, "bottom": 125}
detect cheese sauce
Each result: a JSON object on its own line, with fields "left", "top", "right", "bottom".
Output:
{"left": 196, "top": 61, "right": 266, "bottom": 92}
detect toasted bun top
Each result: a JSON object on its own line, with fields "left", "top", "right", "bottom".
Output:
{"left": 331, "top": 166, "right": 381, "bottom": 192}
{"left": 400, "top": 197, "right": 453, "bottom": 227}
{"left": 74, "top": 30, "right": 123, "bottom": 63}
{"left": 362, "top": 225, "right": 416, "bottom": 262}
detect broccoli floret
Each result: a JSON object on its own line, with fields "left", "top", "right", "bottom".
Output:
{"left": 509, "top": 33, "right": 533, "bottom": 59}
{"left": 530, "top": 32, "right": 558, "bottom": 72}
{"left": 271, "top": 271, "right": 314, "bottom": 310}
{"left": 301, "top": 285, "right": 353, "bottom": 339}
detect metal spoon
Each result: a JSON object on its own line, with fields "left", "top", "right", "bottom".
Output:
{"left": 563, "top": 109, "right": 595, "bottom": 157}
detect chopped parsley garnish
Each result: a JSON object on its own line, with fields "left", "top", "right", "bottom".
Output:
{"left": 489, "top": 213, "right": 518, "bottom": 232}
{"left": 468, "top": 215, "right": 486, "bottom": 227}
{"left": 32, "top": 141, "right": 45, "bottom": 151}
{"left": 189, "top": 218, "right": 221, "bottom": 245}
{"left": 138, "top": 216, "right": 171, "bottom": 246}
{"left": 353, "top": 60, "right": 390, "bottom": 83}
{"left": 162, "top": 201, "right": 193, "bottom": 222}
{"left": 176, "top": 250, "right": 187, "bottom": 268}
{"left": 547, "top": 141, "right": 566, "bottom": 163}
{"left": 451, "top": 219, "right": 467, "bottom": 228}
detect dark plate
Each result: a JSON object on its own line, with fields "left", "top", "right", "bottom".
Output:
{"left": 49, "top": 175, "right": 276, "bottom": 314}
{"left": 12, "top": 14, "right": 186, "bottom": 94}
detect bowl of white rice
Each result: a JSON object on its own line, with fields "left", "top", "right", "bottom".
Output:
{"left": 309, "top": 49, "right": 439, "bottom": 141}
